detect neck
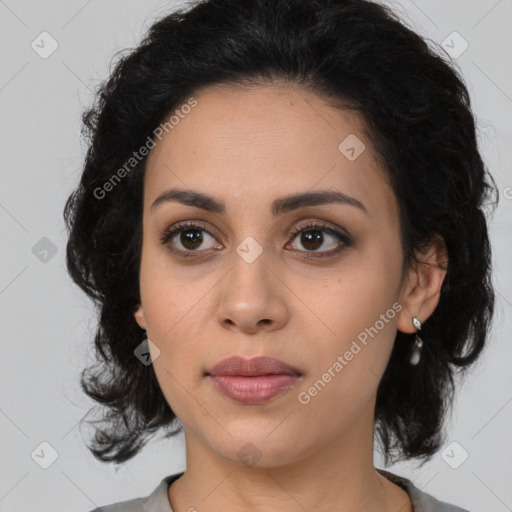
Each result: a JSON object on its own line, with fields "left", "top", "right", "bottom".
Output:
{"left": 167, "top": 399, "right": 412, "bottom": 512}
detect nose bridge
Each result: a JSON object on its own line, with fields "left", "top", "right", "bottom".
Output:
{"left": 216, "top": 236, "right": 287, "bottom": 331}
{"left": 227, "top": 236, "right": 272, "bottom": 304}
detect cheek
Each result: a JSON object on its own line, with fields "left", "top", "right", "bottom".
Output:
{"left": 138, "top": 249, "right": 212, "bottom": 389}
{"left": 293, "top": 287, "right": 399, "bottom": 443}
{"left": 139, "top": 239, "right": 208, "bottom": 333}
{"left": 296, "top": 238, "right": 403, "bottom": 391}
{"left": 299, "top": 243, "right": 401, "bottom": 340}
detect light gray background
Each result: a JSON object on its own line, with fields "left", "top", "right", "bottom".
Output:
{"left": 0, "top": 1, "right": 511, "bottom": 510}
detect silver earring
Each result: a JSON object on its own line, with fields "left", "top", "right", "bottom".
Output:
{"left": 409, "top": 317, "right": 423, "bottom": 366}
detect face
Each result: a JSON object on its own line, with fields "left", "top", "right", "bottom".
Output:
{"left": 133, "top": 83, "right": 421, "bottom": 468}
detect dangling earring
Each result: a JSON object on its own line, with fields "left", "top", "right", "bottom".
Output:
{"left": 409, "top": 317, "right": 423, "bottom": 365}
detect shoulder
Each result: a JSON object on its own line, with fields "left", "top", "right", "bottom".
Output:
{"left": 86, "top": 472, "right": 183, "bottom": 512}
{"left": 377, "top": 468, "right": 471, "bottom": 512}
{"left": 412, "top": 487, "right": 471, "bottom": 512}
{"left": 87, "top": 495, "right": 147, "bottom": 512}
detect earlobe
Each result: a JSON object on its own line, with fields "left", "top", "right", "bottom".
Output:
{"left": 133, "top": 305, "right": 147, "bottom": 329}
{"left": 396, "top": 234, "right": 448, "bottom": 334}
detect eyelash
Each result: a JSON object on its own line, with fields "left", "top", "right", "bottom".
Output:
{"left": 159, "top": 220, "right": 352, "bottom": 259}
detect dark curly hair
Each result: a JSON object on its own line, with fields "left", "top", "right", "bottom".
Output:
{"left": 63, "top": 0, "right": 498, "bottom": 466}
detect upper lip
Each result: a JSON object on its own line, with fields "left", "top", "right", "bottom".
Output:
{"left": 207, "top": 356, "right": 302, "bottom": 377}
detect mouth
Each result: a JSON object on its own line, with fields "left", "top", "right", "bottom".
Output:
{"left": 206, "top": 355, "right": 303, "bottom": 405}
{"left": 206, "top": 355, "right": 302, "bottom": 377}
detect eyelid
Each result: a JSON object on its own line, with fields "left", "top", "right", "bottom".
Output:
{"left": 289, "top": 219, "right": 349, "bottom": 238}
{"left": 160, "top": 220, "right": 224, "bottom": 244}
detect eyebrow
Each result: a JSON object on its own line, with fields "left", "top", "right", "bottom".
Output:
{"left": 150, "top": 187, "right": 368, "bottom": 216}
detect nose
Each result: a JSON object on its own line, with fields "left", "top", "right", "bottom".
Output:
{"left": 215, "top": 249, "right": 289, "bottom": 335}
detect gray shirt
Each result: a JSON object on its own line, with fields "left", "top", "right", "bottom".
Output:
{"left": 89, "top": 468, "right": 470, "bottom": 512}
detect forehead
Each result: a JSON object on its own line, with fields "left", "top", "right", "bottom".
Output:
{"left": 144, "top": 83, "right": 397, "bottom": 220}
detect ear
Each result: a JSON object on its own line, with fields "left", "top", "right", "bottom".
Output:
{"left": 133, "top": 304, "right": 147, "bottom": 330}
{"left": 397, "top": 234, "right": 448, "bottom": 334}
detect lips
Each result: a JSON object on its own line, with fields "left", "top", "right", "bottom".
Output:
{"left": 206, "top": 356, "right": 303, "bottom": 405}
{"left": 207, "top": 355, "right": 302, "bottom": 377}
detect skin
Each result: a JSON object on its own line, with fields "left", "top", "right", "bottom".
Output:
{"left": 133, "top": 83, "right": 447, "bottom": 512}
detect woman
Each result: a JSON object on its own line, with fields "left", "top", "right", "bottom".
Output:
{"left": 63, "top": 0, "right": 497, "bottom": 510}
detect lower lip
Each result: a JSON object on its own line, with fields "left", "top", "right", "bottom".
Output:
{"left": 208, "top": 374, "right": 301, "bottom": 405}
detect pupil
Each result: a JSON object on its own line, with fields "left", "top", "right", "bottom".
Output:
{"left": 302, "top": 230, "right": 322, "bottom": 250}
{"left": 181, "top": 230, "right": 203, "bottom": 249}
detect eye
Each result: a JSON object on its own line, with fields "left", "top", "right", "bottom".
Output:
{"left": 160, "top": 219, "right": 352, "bottom": 259}
{"left": 286, "top": 221, "right": 351, "bottom": 257}
{"left": 159, "top": 221, "right": 222, "bottom": 258}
